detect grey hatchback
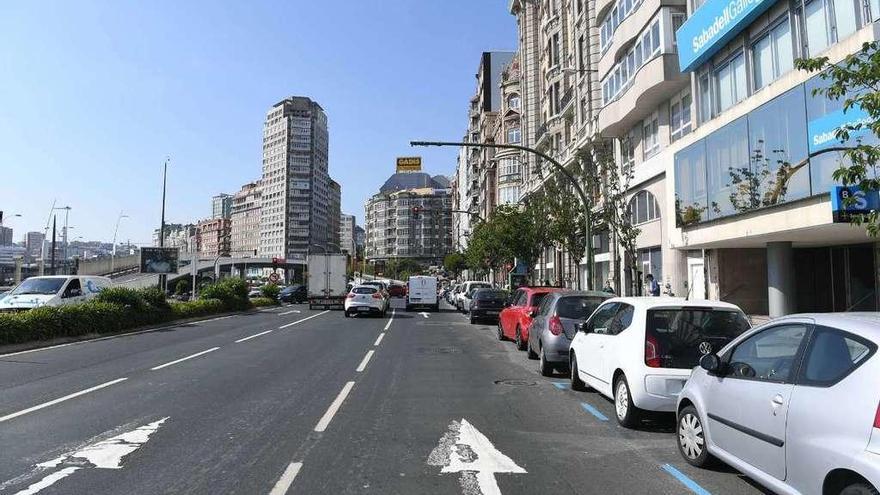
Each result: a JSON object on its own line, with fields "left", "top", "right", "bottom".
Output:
{"left": 528, "top": 291, "right": 612, "bottom": 376}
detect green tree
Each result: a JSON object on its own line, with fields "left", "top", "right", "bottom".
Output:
{"left": 443, "top": 252, "right": 467, "bottom": 278}
{"left": 796, "top": 43, "right": 880, "bottom": 236}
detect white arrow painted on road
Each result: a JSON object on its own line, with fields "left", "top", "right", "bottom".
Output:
{"left": 419, "top": 312, "right": 430, "bottom": 319}
{"left": 428, "top": 419, "right": 526, "bottom": 495}
{"left": 9, "top": 418, "right": 168, "bottom": 494}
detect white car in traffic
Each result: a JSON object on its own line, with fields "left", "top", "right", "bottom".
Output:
{"left": 569, "top": 297, "right": 751, "bottom": 427}
{"left": 455, "top": 281, "right": 491, "bottom": 312}
{"left": 677, "top": 313, "right": 880, "bottom": 495}
{"left": 344, "top": 284, "right": 388, "bottom": 317}
{"left": 0, "top": 275, "right": 112, "bottom": 312}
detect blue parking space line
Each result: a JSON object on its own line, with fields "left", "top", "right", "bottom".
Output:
{"left": 579, "top": 402, "right": 609, "bottom": 421}
{"left": 552, "top": 382, "right": 568, "bottom": 390}
{"left": 661, "top": 464, "right": 712, "bottom": 495}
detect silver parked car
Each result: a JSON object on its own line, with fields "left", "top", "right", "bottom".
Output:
{"left": 677, "top": 313, "right": 880, "bottom": 495}
{"left": 527, "top": 291, "right": 611, "bottom": 376}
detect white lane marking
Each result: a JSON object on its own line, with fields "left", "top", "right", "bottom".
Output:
{"left": 279, "top": 310, "right": 329, "bottom": 329}
{"left": 13, "top": 467, "right": 80, "bottom": 495}
{"left": 235, "top": 330, "right": 274, "bottom": 343}
{"left": 195, "top": 315, "right": 236, "bottom": 323}
{"left": 278, "top": 310, "right": 301, "bottom": 316}
{"left": 0, "top": 378, "right": 129, "bottom": 424}
{"left": 13, "top": 418, "right": 168, "bottom": 495}
{"left": 355, "top": 350, "right": 374, "bottom": 372}
{"left": 383, "top": 309, "right": 395, "bottom": 331}
{"left": 268, "top": 461, "right": 303, "bottom": 495}
{"left": 419, "top": 312, "right": 430, "bottom": 319}
{"left": 429, "top": 418, "right": 526, "bottom": 495}
{"left": 314, "top": 381, "right": 355, "bottom": 432}
{"left": 150, "top": 347, "right": 219, "bottom": 371}
{"left": 373, "top": 333, "right": 385, "bottom": 346}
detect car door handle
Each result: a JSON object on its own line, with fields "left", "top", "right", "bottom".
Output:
{"left": 771, "top": 394, "right": 784, "bottom": 415}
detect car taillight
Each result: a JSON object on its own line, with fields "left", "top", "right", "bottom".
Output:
{"left": 372, "top": 293, "right": 382, "bottom": 299}
{"left": 346, "top": 293, "right": 355, "bottom": 299}
{"left": 645, "top": 334, "right": 661, "bottom": 368}
{"left": 549, "top": 316, "right": 563, "bottom": 336}
{"left": 874, "top": 401, "right": 880, "bottom": 428}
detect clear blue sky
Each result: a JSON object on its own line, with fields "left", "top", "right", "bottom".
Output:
{"left": 0, "top": 1, "right": 515, "bottom": 245}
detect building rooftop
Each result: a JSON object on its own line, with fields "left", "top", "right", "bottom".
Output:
{"left": 379, "top": 173, "right": 450, "bottom": 193}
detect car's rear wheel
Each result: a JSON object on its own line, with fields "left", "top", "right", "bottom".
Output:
{"left": 677, "top": 405, "right": 710, "bottom": 467}
{"left": 526, "top": 338, "right": 538, "bottom": 359}
{"left": 496, "top": 321, "right": 505, "bottom": 341}
{"left": 841, "top": 482, "right": 879, "bottom": 495}
{"left": 538, "top": 346, "right": 553, "bottom": 377}
{"left": 614, "top": 374, "right": 643, "bottom": 428}
{"left": 469, "top": 312, "right": 476, "bottom": 324}
{"left": 515, "top": 327, "right": 526, "bottom": 351}
{"left": 570, "top": 353, "right": 586, "bottom": 391}
{"left": 344, "top": 310, "right": 350, "bottom": 318}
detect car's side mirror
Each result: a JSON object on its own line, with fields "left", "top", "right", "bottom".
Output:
{"left": 699, "top": 353, "right": 721, "bottom": 374}
{"left": 577, "top": 322, "right": 592, "bottom": 333}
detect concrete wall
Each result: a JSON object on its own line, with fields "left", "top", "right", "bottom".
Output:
{"left": 77, "top": 255, "right": 140, "bottom": 275}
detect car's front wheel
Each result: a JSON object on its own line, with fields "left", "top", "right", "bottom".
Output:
{"left": 538, "top": 346, "right": 553, "bottom": 377}
{"left": 469, "top": 312, "right": 476, "bottom": 324}
{"left": 840, "top": 482, "right": 879, "bottom": 495}
{"left": 496, "top": 321, "right": 505, "bottom": 341}
{"left": 515, "top": 326, "right": 526, "bottom": 351}
{"left": 677, "top": 405, "right": 710, "bottom": 467}
{"left": 614, "top": 374, "right": 643, "bottom": 428}
{"left": 344, "top": 310, "right": 350, "bottom": 318}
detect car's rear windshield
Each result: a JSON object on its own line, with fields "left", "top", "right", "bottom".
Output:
{"left": 353, "top": 287, "right": 377, "bottom": 294}
{"left": 556, "top": 296, "right": 606, "bottom": 319}
{"left": 647, "top": 308, "right": 751, "bottom": 369}
{"left": 475, "top": 290, "right": 506, "bottom": 300}
{"left": 530, "top": 292, "right": 551, "bottom": 307}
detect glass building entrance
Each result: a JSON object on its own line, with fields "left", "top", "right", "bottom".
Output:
{"left": 795, "top": 244, "right": 877, "bottom": 312}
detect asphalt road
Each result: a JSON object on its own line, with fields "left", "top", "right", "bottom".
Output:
{"left": 0, "top": 300, "right": 771, "bottom": 495}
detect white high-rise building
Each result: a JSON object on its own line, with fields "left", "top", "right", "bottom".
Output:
{"left": 259, "top": 96, "right": 339, "bottom": 261}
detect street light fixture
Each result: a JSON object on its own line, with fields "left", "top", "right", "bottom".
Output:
{"left": 158, "top": 157, "right": 170, "bottom": 291}
{"left": 111, "top": 211, "right": 129, "bottom": 272}
{"left": 411, "top": 140, "right": 595, "bottom": 290}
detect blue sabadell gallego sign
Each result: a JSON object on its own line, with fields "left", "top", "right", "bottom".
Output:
{"left": 807, "top": 103, "right": 872, "bottom": 154}
{"left": 676, "top": 0, "right": 776, "bottom": 72}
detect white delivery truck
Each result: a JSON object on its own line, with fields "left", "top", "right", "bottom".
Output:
{"left": 307, "top": 254, "right": 348, "bottom": 310}
{"left": 406, "top": 275, "right": 439, "bottom": 312}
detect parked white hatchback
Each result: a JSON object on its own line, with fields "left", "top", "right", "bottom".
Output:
{"left": 343, "top": 284, "right": 388, "bottom": 317}
{"left": 569, "top": 297, "right": 751, "bottom": 427}
{"left": 676, "top": 313, "right": 880, "bottom": 495}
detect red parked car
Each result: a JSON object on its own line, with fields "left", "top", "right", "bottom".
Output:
{"left": 497, "top": 286, "right": 564, "bottom": 350}
{"left": 387, "top": 284, "right": 407, "bottom": 298}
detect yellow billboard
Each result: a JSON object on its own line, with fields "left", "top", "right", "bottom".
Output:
{"left": 396, "top": 156, "right": 422, "bottom": 173}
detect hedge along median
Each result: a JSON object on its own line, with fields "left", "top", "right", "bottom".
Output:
{"left": 0, "top": 278, "right": 277, "bottom": 347}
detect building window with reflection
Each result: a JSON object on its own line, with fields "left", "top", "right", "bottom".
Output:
{"left": 752, "top": 15, "right": 794, "bottom": 91}
{"left": 508, "top": 94, "right": 521, "bottom": 111}
{"left": 670, "top": 90, "right": 692, "bottom": 142}
{"left": 629, "top": 190, "right": 660, "bottom": 225}
{"left": 507, "top": 127, "right": 522, "bottom": 144}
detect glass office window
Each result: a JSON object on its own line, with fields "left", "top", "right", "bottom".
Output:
{"left": 752, "top": 18, "right": 794, "bottom": 90}
{"left": 805, "top": 0, "right": 831, "bottom": 55}
{"left": 706, "top": 117, "right": 749, "bottom": 218}
{"left": 748, "top": 86, "right": 810, "bottom": 206}
{"left": 674, "top": 140, "right": 708, "bottom": 225}
{"left": 832, "top": 0, "right": 858, "bottom": 39}
{"left": 753, "top": 35, "right": 773, "bottom": 90}
{"left": 872, "top": 0, "right": 880, "bottom": 21}
{"left": 715, "top": 53, "right": 746, "bottom": 113}
{"left": 698, "top": 72, "right": 711, "bottom": 123}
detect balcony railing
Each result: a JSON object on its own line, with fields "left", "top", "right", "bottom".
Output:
{"left": 560, "top": 88, "right": 574, "bottom": 113}
{"left": 535, "top": 123, "right": 548, "bottom": 142}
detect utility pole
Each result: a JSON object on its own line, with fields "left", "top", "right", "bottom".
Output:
{"left": 158, "top": 157, "right": 170, "bottom": 292}
{"left": 111, "top": 211, "right": 128, "bottom": 272}
{"left": 50, "top": 216, "right": 57, "bottom": 276}
{"left": 412, "top": 140, "right": 595, "bottom": 290}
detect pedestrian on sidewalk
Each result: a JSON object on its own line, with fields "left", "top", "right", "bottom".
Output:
{"left": 602, "top": 279, "right": 615, "bottom": 294}
{"left": 646, "top": 274, "right": 660, "bottom": 296}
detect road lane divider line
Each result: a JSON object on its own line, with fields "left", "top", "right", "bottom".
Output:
{"left": 268, "top": 461, "right": 303, "bottom": 495}
{"left": 196, "top": 315, "right": 237, "bottom": 323}
{"left": 278, "top": 310, "right": 301, "bottom": 316}
{"left": 373, "top": 333, "right": 385, "bottom": 346}
{"left": 0, "top": 377, "right": 129, "bottom": 423}
{"left": 355, "top": 350, "right": 375, "bottom": 372}
{"left": 314, "top": 381, "right": 355, "bottom": 432}
{"left": 580, "top": 402, "right": 609, "bottom": 421}
{"left": 661, "top": 464, "right": 712, "bottom": 495}
{"left": 279, "top": 310, "right": 329, "bottom": 329}
{"left": 235, "top": 330, "right": 274, "bottom": 343}
{"left": 383, "top": 309, "right": 395, "bottom": 331}
{"left": 150, "top": 347, "right": 220, "bottom": 371}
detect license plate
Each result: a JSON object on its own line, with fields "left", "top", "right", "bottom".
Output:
{"left": 319, "top": 299, "right": 335, "bottom": 305}
{"left": 357, "top": 306, "right": 370, "bottom": 311}
{"left": 410, "top": 298, "right": 421, "bottom": 301}
{"left": 486, "top": 311, "right": 499, "bottom": 315}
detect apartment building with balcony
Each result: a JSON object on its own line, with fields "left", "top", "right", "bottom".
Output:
{"left": 230, "top": 180, "right": 262, "bottom": 258}
{"left": 492, "top": 56, "right": 525, "bottom": 207}
{"left": 197, "top": 218, "right": 231, "bottom": 258}
{"left": 365, "top": 172, "right": 453, "bottom": 266}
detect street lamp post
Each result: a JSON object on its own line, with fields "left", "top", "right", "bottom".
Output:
{"left": 111, "top": 212, "right": 129, "bottom": 273}
{"left": 411, "top": 140, "right": 595, "bottom": 290}
{"left": 158, "top": 157, "right": 170, "bottom": 291}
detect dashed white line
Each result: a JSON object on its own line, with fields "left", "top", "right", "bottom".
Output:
{"left": 150, "top": 347, "right": 220, "bottom": 371}
{"left": 0, "top": 378, "right": 129, "bottom": 423}
{"left": 373, "top": 333, "right": 385, "bottom": 346}
{"left": 356, "top": 350, "right": 375, "bottom": 372}
{"left": 235, "top": 330, "right": 274, "bottom": 343}
{"left": 314, "top": 381, "right": 355, "bottom": 432}
{"left": 268, "top": 461, "right": 303, "bottom": 495}
{"left": 279, "top": 310, "right": 329, "bottom": 329}
{"left": 383, "top": 309, "right": 395, "bottom": 331}
{"left": 278, "top": 310, "right": 301, "bottom": 316}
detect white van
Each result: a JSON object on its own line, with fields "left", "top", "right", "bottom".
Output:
{"left": 0, "top": 276, "right": 112, "bottom": 312}
{"left": 406, "top": 276, "right": 438, "bottom": 312}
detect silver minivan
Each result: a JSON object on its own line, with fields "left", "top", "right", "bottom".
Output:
{"left": 0, "top": 275, "right": 111, "bottom": 311}
{"left": 677, "top": 313, "right": 880, "bottom": 495}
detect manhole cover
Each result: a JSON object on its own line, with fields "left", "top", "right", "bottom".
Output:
{"left": 417, "top": 347, "right": 459, "bottom": 354}
{"left": 493, "top": 379, "right": 538, "bottom": 387}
